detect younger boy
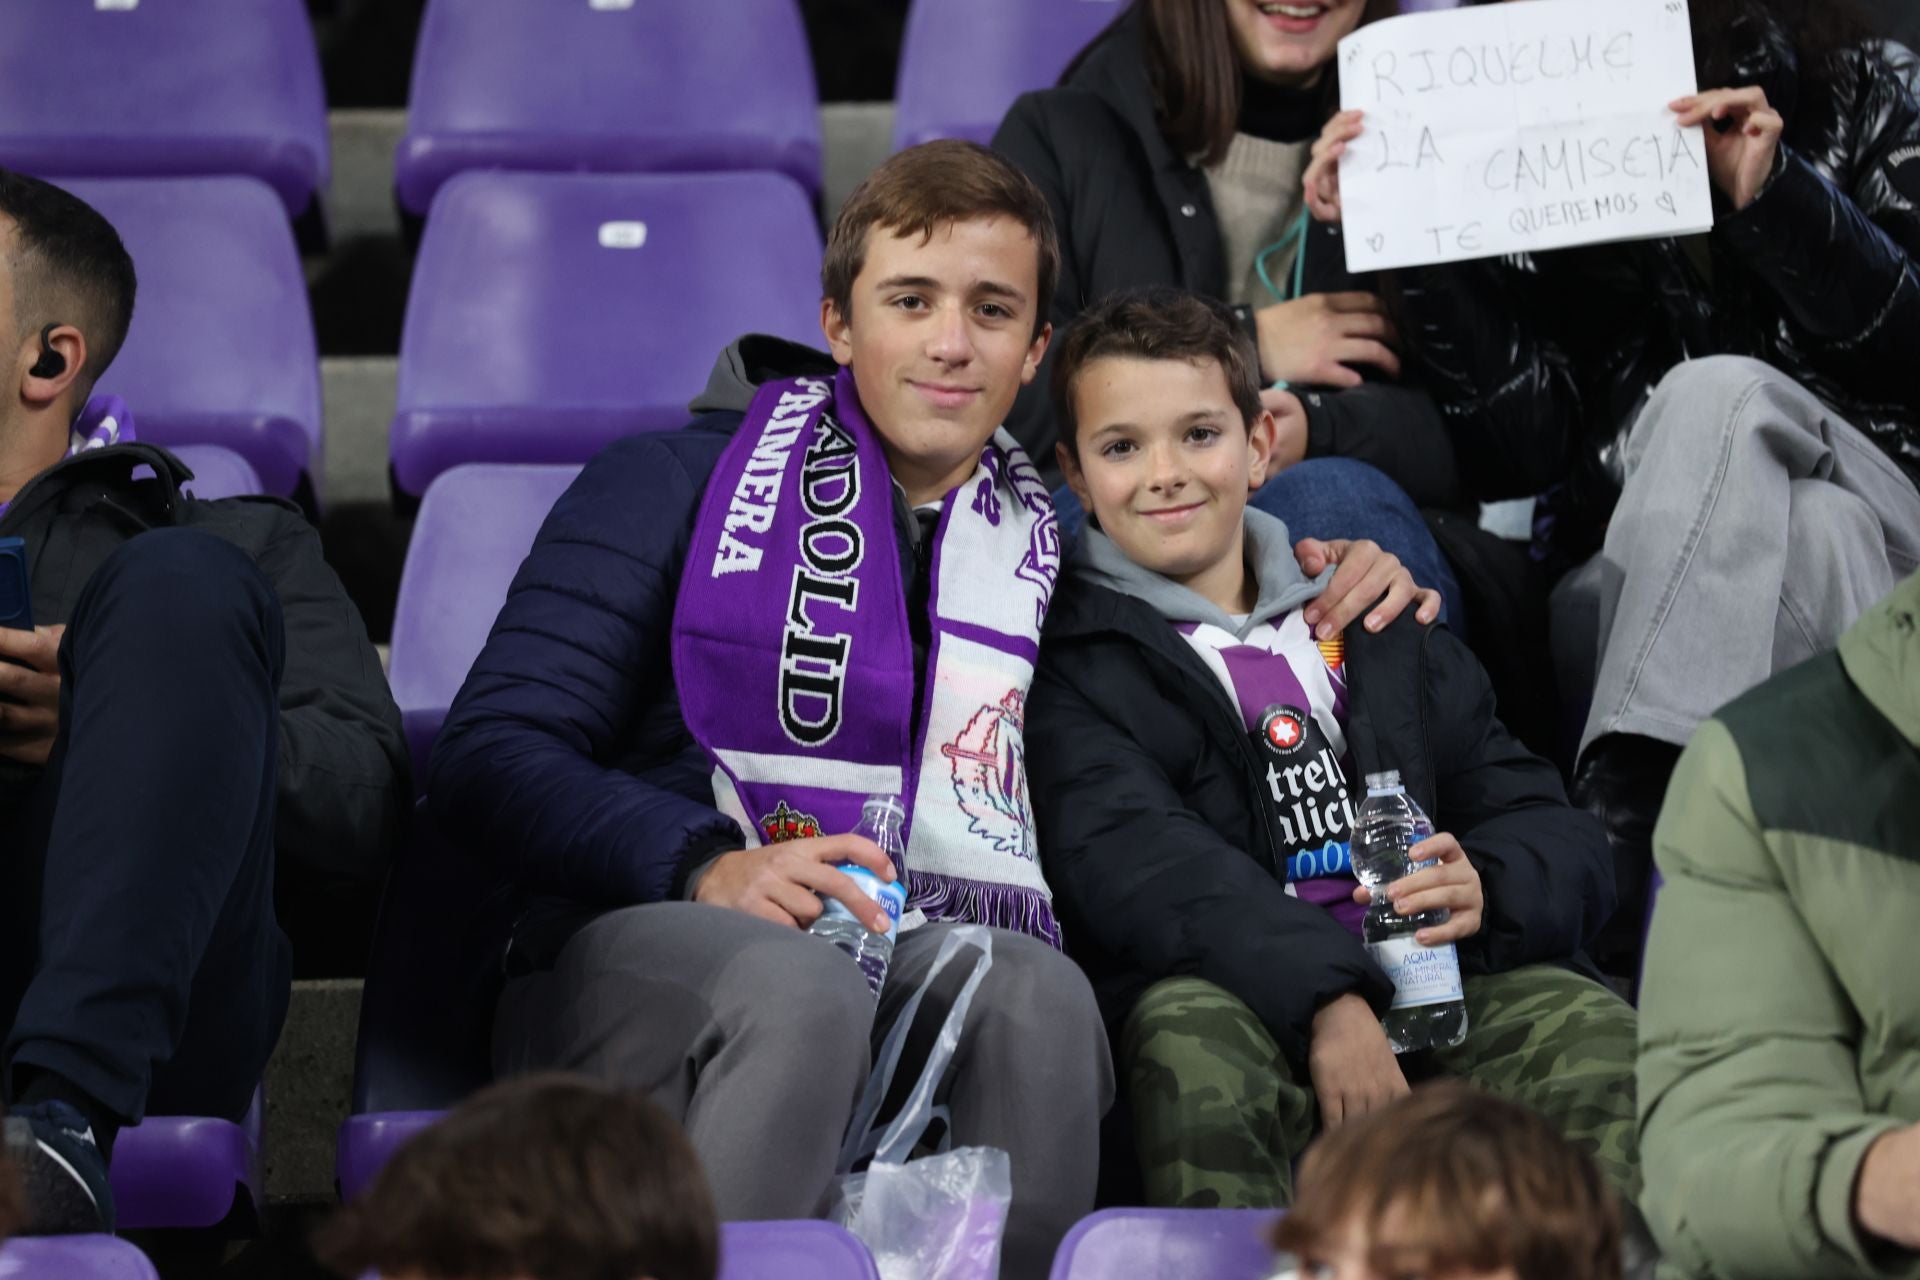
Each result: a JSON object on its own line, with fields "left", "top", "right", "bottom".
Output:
{"left": 1270, "top": 1082, "right": 1622, "bottom": 1280}
{"left": 1026, "top": 289, "right": 1639, "bottom": 1209}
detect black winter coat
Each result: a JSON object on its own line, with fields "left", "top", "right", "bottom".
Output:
{"left": 1026, "top": 569, "right": 1613, "bottom": 1065}
{"left": 992, "top": 10, "right": 1462, "bottom": 505}
{"left": 0, "top": 442, "right": 409, "bottom": 883}
{"left": 1396, "top": 22, "right": 1920, "bottom": 568}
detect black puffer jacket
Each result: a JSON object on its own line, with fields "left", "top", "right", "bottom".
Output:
{"left": 1396, "top": 19, "right": 1920, "bottom": 568}
{"left": 1027, "top": 557, "right": 1613, "bottom": 1064}
{"left": 993, "top": 9, "right": 1462, "bottom": 505}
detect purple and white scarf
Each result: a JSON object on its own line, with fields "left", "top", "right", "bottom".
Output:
{"left": 0, "top": 394, "right": 135, "bottom": 521}
{"left": 672, "top": 367, "right": 1063, "bottom": 945}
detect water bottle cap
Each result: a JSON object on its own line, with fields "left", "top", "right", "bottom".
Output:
{"left": 1364, "top": 770, "right": 1403, "bottom": 792}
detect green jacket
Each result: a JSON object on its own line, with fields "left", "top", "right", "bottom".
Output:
{"left": 1639, "top": 571, "right": 1920, "bottom": 1280}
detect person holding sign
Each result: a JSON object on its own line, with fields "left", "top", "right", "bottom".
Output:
{"left": 992, "top": 0, "right": 1469, "bottom": 633}
{"left": 1303, "top": 0, "right": 1920, "bottom": 981}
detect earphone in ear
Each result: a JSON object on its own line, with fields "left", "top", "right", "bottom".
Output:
{"left": 28, "top": 323, "right": 66, "bottom": 380}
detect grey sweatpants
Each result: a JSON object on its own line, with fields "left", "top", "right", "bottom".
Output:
{"left": 493, "top": 902, "right": 1113, "bottom": 1280}
{"left": 1566, "top": 356, "right": 1920, "bottom": 752}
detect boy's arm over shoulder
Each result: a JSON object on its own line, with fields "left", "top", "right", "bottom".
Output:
{"left": 1421, "top": 624, "right": 1614, "bottom": 973}
{"left": 428, "top": 428, "right": 744, "bottom": 907}
{"left": 1639, "top": 720, "right": 1908, "bottom": 1278}
{"left": 1028, "top": 646, "right": 1393, "bottom": 1064}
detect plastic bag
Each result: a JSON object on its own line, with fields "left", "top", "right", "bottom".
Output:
{"left": 831, "top": 926, "right": 1012, "bottom": 1280}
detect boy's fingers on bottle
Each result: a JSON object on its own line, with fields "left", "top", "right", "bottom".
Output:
{"left": 815, "top": 833, "right": 895, "bottom": 879}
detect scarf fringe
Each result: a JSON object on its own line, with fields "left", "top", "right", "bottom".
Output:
{"left": 907, "top": 871, "right": 1063, "bottom": 950}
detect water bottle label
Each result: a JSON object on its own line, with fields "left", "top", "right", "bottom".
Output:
{"left": 818, "top": 865, "right": 906, "bottom": 939}
{"left": 1367, "top": 936, "right": 1463, "bottom": 1010}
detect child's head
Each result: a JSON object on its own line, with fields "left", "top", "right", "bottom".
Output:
{"left": 820, "top": 140, "right": 1059, "bottom": 504}
{"left": 1052, "top": 289, "right": 1276, "bottom": 609}
{"left": 315, "top": 1074, "right": 718, "bottom": 1280}
{"left": 1272, "top": 1083, "right": 1621, "bottom": 1280}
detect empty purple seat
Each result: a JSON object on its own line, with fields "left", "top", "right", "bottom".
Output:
{"left": 0, "top": 0, "right": 326, "bottom": 219}
{"left": 395, "top": 0, "right": 821, "bottom": 218}
{"left": 720, "top": 1222, "right": 879, "bottom": 1280}
{"left": 894, "top": 0, "right": 1127, "bottom": 150}
{"left": 1049, "top": 1209, "right": 1280, "bottom": 1280}
{"left": 390, "top": 171, "right": 820, "bottom": 496}
{"left": 389, "top": 464, "right": 582, "bottom": 778}
{"left": 172, "top": 445, "right": 266, "bottom": 502}
{"left": 0, "top": 1236, "right": 159, "bottom": 1280}
{"left": 108, "top": 1086, "right": 263, "bottom": 1232}
{"left": 62, "top": 178, "right": 323, "bottom": 506}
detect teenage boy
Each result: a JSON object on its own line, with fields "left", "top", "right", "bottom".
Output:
{"left": 430, "top": 144, "right": 1434, "bottom": 1278}
{"left": 1026, "top": 289, "right": 1639, "bottom": 1212}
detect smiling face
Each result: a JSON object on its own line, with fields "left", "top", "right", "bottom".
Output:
{"left": 1062, "top": 353, "right": 1276, "bottom": 615}
{"left": 822, "top": 216, "right": 1050, "bottom": 508}
{"left": 1224, "top": 0, "right": 1369, "bottom": 85}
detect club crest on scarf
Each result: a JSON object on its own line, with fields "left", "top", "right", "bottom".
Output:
{"left": 760, "top": 800, "right": 823, "bottom": 844}
{"left": 939, "top": 689, "right": 1037, "bottom": 859}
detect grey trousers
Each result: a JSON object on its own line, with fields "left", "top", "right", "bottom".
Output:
{"left": 1566, "top": 356, "right": 1920, "bottom": 752}
{"left": 493, "top": 902, "right": 1113, "bottom": 1280}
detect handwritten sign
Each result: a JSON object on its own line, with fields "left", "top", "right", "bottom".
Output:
{"left": 1335, "top": 0, "right": 1712, "bottom": 272}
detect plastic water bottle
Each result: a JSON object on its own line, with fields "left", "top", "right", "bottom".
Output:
{"left": 809, "top": 794, "right": 909, "bottom": 998}
{"left": 1350, "top": 771, "right": 1468, "bottom": 1053}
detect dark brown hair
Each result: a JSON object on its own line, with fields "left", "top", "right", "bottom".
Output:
{"left": 1051, "top": 287, "right": 1262, "bottom": 456}
{"left": 0, "top": 1145, "right": 22, "bottom": 1245}
{"left": 822, "top": 139, "right": 1060, "bottom": 338}
{"left": 314, "top": 1074, "right": 719, "bottom": 1280}
{"left": 0, "top": 169, "right": 138, "bottom": 396}
{"left": 1138, "top": 0, "right": 1402, "bottom": 166}
{"left": 1272, "top": 1082, "right": 1622, "bottom": 1280}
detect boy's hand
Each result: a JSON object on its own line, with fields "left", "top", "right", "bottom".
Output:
{"left": 694, "top": 833, "right": 897, "bottom": 933}
{"left": 1308, "top": 993, "right": 1409, "bottom": 1127}
{"left": 1856, "top": 1122, "right": 1920, "bottom": 1250}
{"left": 1353, "top": 833, "right": 1484, "bottom": 944}
{"left": 1294, "top": 539, "right": 1443, "bottom": 640}
{"left": 0, "top": 624, "right": 64, "bottom": 766}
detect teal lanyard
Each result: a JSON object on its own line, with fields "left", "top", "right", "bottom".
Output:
{"left": 1254, "top": 206, "right": 1311, "bottom": 305}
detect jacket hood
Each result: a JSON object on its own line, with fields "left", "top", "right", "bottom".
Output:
{"left": 688, "top": 334, "right": 841, "bottom": 416}
{"left": 1073, "top": 506, "right": 1330, "bottom": 641}
{"left": 1839, "top": 568, "right": 1920, "bottom": 749}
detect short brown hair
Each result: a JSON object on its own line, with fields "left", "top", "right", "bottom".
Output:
{"left": 314, "top": 1074, "right": 718, "bottom": 1280}
{"left": 1272, "top": 1083, "right": 1621, "bottom": 1280}
{"left": 823, "top": 139, "right": 1059, "bottom": 338}
{"left": 1051, "top": 287, "right": 1261, "bottom": 458}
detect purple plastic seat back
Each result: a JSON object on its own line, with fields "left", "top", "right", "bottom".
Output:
{"left": 62, "top": 178, "right": 322, "bottom": 504}
{"left": 108, "top": 1086, "right": 263, "bottom": 1232}
{"left": 0, "top": 1236, "right": 160, "bottom": 1280}
{"left": 396, "top": 0, "right": 821, "bottom": 216}
{"left": 389, "top": 464, "right": 582, "bottom": 779}
{"left": 719, "top": 1221, "right": 880, "bottom": 1280}
{"left": 1048, "top": 1208, "right": 1280, "bottom": 1280}
{"left": 893, "top": 0, "right": 1128, "bottom": 150}
{"left": 172, "top": 445, "right": 266, "bottom": 502}
{"left": 337, "top": 1109, "right": 445, "bottom": 1202}
{"left": 0, "top": 0, "right": 326, "bottom": 216}
{"left": 1399, "top": 0, "right": 1464, "bottom": 8}
{"left": 391, "top": 171, "right": 820, "bottom": 496}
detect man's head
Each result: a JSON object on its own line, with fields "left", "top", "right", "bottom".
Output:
{"left": 314, "top": 1074, "right": 719, "bottom": 1280}
{"left": 1272, "top": 1082, "right": 1622, "bottom": 1280}
{"left": 820, "top": 140, "right": 1058, "bottom": 506}
{"left": 0, "top": 172, "right": 136, "bottom": 430}
{"left": 1052, "top": 288, "right": 1275, "bottom": 610}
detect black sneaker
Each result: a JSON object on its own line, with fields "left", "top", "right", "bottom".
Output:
{"left": 2, "top": 1099, "right": 116, "bottom": 1234}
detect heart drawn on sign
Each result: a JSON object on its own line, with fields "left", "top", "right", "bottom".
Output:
{"left": 1367, "top": 234, "right": 1385, "bottom": 254}
{"left": 1655, "top": 192, "right": 1677, "bottom": 216}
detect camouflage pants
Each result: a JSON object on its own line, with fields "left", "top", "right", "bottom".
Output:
{"left": 1122, "top": 965, "right": 1640, "bottom": 1209}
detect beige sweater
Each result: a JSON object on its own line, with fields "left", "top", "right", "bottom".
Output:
{"left": 1205, "top": 131, "right": 1310, "bottom": 307}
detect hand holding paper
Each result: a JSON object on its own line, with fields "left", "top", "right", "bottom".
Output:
{"left": 1332, "top": 0, "right": 1715, "bottom": 272}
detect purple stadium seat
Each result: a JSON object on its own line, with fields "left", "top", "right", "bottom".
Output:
{"left": 894, "top": 0, "right": 1127, "bottom": 150}
{"left": 337, "top": 1110, "right": 444, "bottom": 1202}
{"left": 61, "top": 178, "right": 323, "bottom": 506}
{"left": 390, "top": 171, "right": 820, "bottom": 496}
{"left": 108, "top": 1086, "right": 263, "bottom": 1232}
{"left": 172, "top": 446, "right": 266, "bottom": 502}
{"left": 388, "top": 464, "right": 582, "bottom": 779}
{"left": 0, "top": 1236, "right": 159, "bottom": 1280}
{"left": 720, "top": 1222, "right": 880, "bottom": 1280}
{"left": 1049, "top": 1208, "right": 1280, "bottom": 1280}
{"left": 0, "top": 0, "right": 327, "bottom": 219}
{"left": 395, "top": 0, "right": 821, "bottom": 218}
